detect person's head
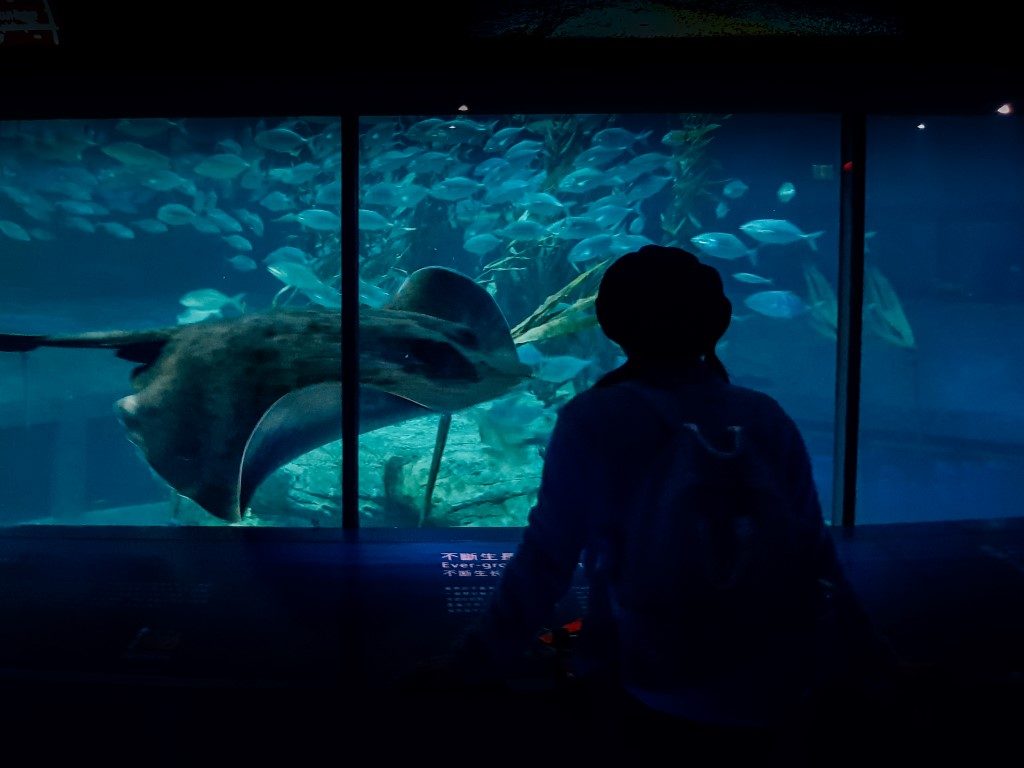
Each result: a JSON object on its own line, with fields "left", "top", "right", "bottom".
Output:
{"left": 595, "top": 245, "right": 731, "bottom": 380}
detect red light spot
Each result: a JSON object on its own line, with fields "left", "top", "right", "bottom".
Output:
{"left": 563, "top": 618, "right": 583, "bottom": 633}
{"left": 842, "top": 161, "right": 854, "bottom": 172}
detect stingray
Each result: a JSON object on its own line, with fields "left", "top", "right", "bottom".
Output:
{"left": 0, "top": 266, "right": 530, "bottom": 523}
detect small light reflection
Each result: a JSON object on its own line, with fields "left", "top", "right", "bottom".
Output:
{"left": 916, "top": 123, "right": 926, "bottom": 130}
{"left": 996, "top": 103, "right": 1013, "bottom": 115}
{"left": 457, "top": 104, "right": 469, "bottom": 112}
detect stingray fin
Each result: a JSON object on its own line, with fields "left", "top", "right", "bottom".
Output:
{"left": 236, "top": 383, "right": 441, "bottom": 520}
{"left": 237, "top": 382, "right": 343, "bottom": 519}
{"left": 384, "top": 266, "right": 519, "bottom": 360}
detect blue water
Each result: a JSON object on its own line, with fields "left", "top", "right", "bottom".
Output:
{"left": 0, "top": 113, "right": 1020, "bottom": 527}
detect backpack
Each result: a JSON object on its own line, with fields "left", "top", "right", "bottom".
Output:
{"left": 592, "top": 381, "right": 817, "bottom": 693}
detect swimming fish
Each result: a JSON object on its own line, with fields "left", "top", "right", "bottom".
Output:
{"left": 743, "top": 290, "right": 809, "bottom": 318}
{"left": 227, "top": 255, "right": 258, "bottom": 272}
{"left": 194, "top": 153, "right": 250, "bottom": 180}
{"left": 739, "top": 219, "right": 824, "bottom": 251}
{"left": 722, "top": 179, "right": 749, "bottom": 199}
{"left": 179, "top": 288, "right": 246, "bottom": 313}
{"left": 731, "top": 272, "right": 773, "bottom": 285}
{"left": 690, "top": 232, "right": 759, "bottom": 266}
{"left": 100, "top": 142, "right": 171, "bottom": 170}
{"left": 777, "top": 182, "right": 796, "bottom": 203}
{"left": 0, "top": 267, "right": 529, "bottom": 523}
{"left": 254, "top": 127, "right": 309, "bottom": 155}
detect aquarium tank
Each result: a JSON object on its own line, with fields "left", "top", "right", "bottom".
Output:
{"left": 857, "top": 114, "right": 1024, "bottom": 523}
{"left": 6, "top": 110, "right": 1015, "bottom": 529}
{"left": 355, "top": 113, "right": 840, "bottom": 529}
{"left": 0, "top": 116, "right": 342, "bottom": 526}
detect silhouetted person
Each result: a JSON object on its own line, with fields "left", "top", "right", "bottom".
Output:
{"left": 446, "top": 245, "right": 895, "bottom": 759}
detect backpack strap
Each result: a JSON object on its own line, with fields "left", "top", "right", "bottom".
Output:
{"left": 618, "top": 380, "right": 742, "bottom": 456}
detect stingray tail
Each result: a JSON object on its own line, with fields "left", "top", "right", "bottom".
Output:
{"left": 0, "top": 334, "right": 47, "bottom": 352}
{"left": 0, "top": 330, "right": 171, "bottom": 364}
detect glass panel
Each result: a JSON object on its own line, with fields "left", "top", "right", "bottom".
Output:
{"left": 0, "top": 116, "right": 341, "bottom": 526}
{"left": 859, "top": 115, "right": 1024, "bottom": 523}
{"left": 356, "top": 114, "right": 839, "bottom": 527}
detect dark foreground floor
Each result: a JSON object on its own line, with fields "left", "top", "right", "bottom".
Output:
{"left": 0, "top": 669, "right": 1017, "bottom": 767}
{"left": 0, "top": 517, "right": 1021, "bottom": 765}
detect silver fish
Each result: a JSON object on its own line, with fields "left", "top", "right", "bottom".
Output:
{"left": 690, "top": 232, "right": 759, "bottom": 265}
{"left": 722, "top": 179, "right": 749, "bottom": 199}
{"left": 743, "top": 290, "right": 808, "bottom": 318}
{"left": 739, "top": 219, "right": 824, "bottom": 251}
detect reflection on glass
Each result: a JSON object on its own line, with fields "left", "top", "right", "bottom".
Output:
{"left": 0, "top": 116, "right": 341, "bottom": 527}
{"left": 357, "top": 114, "right": 840, "bottom": 527}
{"left": 859, "top": 116, "right": 1024, "bottom": 523}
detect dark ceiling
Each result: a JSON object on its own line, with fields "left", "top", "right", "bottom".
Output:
{"left": 0, "top": 1, "right": 1020, "bottom": 118}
